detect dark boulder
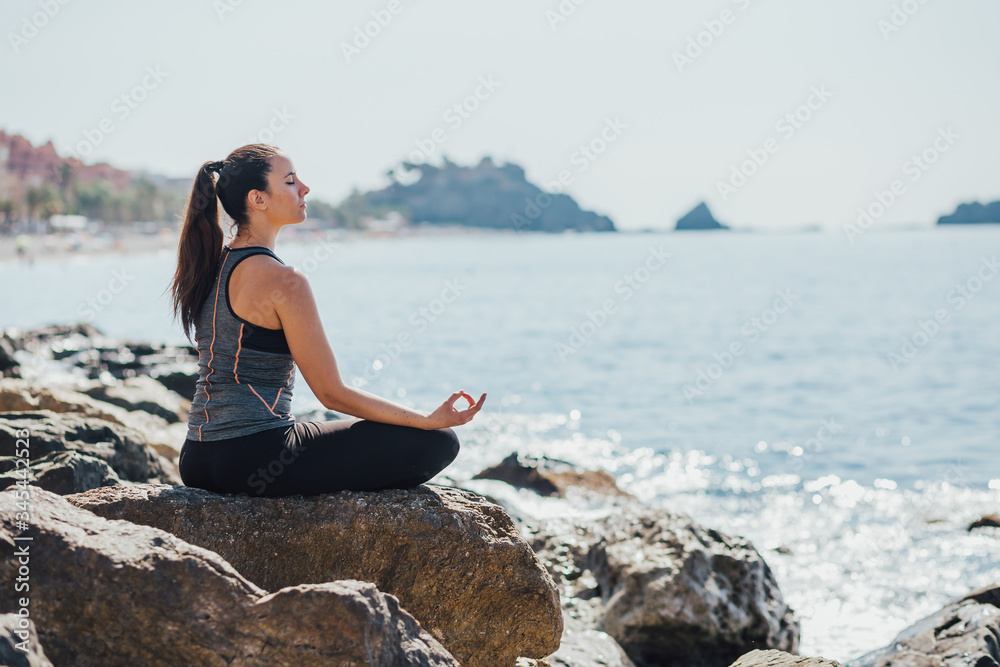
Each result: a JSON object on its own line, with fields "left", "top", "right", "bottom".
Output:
{"left": 2, "top": 323, "right": 199, "bottom": 396}
{"left": 526, "top": 509, "right": 799, "bottom": 667}
{"left": 0, "top": 614, "right": 53, "bottom": 667}
{"left": 0, "top": 335, "right": 17, "bottom": 377}
{"left": 850, "top": 585, "right": 1000, "bottom": 667}
{"left": 68, "top": 482, "right": 563, "bottom": 667}
{"left": 0, "top": 451, "right": 122, "bottom": 495}
{"left": 0, "top": 486, "right": 459, "bottom": 667}
{"left": 80, "top": 375, "right": 189, "bottom": 423}
{"left": 730, "top": 649, "right": 841, "bottom": 667}
{"left": 968, "top": 514, "right": 1000, "bottom": 531}
{"left": 0, "top": 411, "right": 177, "bottom": 485}
{"left": 474, "top": 452, "right": 633, "bottom": 498}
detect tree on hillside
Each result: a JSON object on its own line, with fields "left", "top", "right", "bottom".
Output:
{"left": 72, "top": 179, "right": 116, "bottom": 222}
{"left": 25, "top": 184, "right": 63, "bottom": 221}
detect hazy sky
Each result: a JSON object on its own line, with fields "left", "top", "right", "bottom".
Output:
{"left": 3, "top": 0, "right": 998, "bottom": 230}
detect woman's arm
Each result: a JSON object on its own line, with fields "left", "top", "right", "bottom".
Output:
{"left": 270, "top": 266, "right": 484, "bottom": 429}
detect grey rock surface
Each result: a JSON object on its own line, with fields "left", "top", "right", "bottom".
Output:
{"left": 0, "top": 486, "right": 459, "bottom": 667}
{"left": 850, "top": 585, "right": 1000, "bottom": 667}
{"left": 0, "top": 614, "right": 54, "bottom": 667}
{"left": 0, "top": 410, "right": 176, "bottom": 485}
{"left": 68, "top": 482, "right": 563, "bottom": 667}
{"left": 526, "top": 509, "right": 799, "bottom": 667}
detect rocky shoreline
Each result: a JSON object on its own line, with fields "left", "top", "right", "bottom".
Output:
{"left": 1, "top": 324, "right": 998, "bottom": 666}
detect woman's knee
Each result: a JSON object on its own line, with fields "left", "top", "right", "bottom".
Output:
{"left": 435, "top": 426, "right": 460, "bottom": 462}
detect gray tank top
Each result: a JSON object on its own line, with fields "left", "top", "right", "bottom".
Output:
{"left": 186, "top": 245, "right": 296, "bottom": 441}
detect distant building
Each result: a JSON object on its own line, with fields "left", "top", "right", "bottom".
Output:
{"left": 49, "top": 214, "right": 87, "bottom": 231}
{"left": 0, "top": 129, "right": 132, "bottom": 197}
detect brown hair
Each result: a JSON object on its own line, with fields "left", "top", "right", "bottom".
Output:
{"left": 169, "top": 143, "right": 279, "bottom": 342}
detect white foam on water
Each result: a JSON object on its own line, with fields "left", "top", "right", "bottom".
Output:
{"left": 448, "top": 410, "right": 1000, "bottom": 663}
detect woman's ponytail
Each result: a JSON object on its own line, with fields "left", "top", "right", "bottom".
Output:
{"left": 169, "top": 161, "right": 224, "bottom": 343}
{"left": 168, "top": 144, "right": 278, "bottom": 343}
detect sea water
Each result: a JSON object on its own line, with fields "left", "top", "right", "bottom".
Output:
{"left": 2, "top": 226, "right": 998, "bottom": 661}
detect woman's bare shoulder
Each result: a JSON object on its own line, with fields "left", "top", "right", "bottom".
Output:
{"left": 256, "top": 259, "right": 314, "bottom": 302}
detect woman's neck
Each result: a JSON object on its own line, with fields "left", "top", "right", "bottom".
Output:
{"left": 229, "top": 226, "right": 276, "bottom": 250}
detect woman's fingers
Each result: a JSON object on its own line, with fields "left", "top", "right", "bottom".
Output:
{"left": 459, "top": 393, "right": 486, "bottom": 423}
{"left": 440, "top": 391, "right": 486, "bottom": 424}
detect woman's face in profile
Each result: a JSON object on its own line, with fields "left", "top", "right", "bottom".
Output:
{"left": 265, "top": 153, "right": 310, "bottom": 224}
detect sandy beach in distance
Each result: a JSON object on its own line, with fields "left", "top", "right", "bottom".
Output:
{"left": 0, "top": 223, "right": 532, "bottom": 265}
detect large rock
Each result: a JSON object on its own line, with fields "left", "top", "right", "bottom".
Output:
{"left": 0, "top": 410, "right": 178, "bottom": 486}
{"left": 80, "top": 375, "right": 189, "bottom": 423}
{"left": 547, "top": 614, "right": 637, "bottom": 667}
{"left": 0, "top": 335, "right": 17, "bottom": 376}
{"left": 517, "top": 615, "right": 637, "bottom": 667}
{"left": 474, "top": 452, "right": 633, "bottom": 499}
{"left": 2, "top": 323, "right": 105, "bottom": 359}
{"left": 0, "top": 378, "right": 187, "bottom": 463}
{"left": 2, "top": 323, "right": 199, "bottom": 400}
{"left": 146, "top": 365, "right": 200, "bottom": 401}
{"left": 850, "top": 585, "right": 1000, "bottom": 667}
{"left": 0, "top": 486, "right": 459, "bottom": 667}
{"left": 968, "top": 514, "right": 1000, "bottom": 531}
{"left": 0, "top": 450, "right": 122, "bottom": 494}
{"left": 525, "top": 510, "right": 799, "bottom": 667}
{"left": 730, "top": 650, "right": 841, "bottom": 667}
{"left": 0, "top": 614, "right": 53, "bottom": 667}
{"left": 67, "top": 483, "right": 563, "bottom": 667}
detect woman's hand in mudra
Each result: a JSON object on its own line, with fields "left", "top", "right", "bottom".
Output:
{"left": 425, "top": 391, "right": 486, "bottom": 429}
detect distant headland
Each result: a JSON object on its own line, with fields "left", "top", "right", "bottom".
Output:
{"left": 937, "top": 200, "right": 1000, "bottom": 225}
{"left": 0, "top": 130, "right": 616, "bottom": 235}
{"left": 366, "top": 156, "right": 616, "bottom": 233}
{"left": 2, "top": 129, "right": 997, "bottom": 237}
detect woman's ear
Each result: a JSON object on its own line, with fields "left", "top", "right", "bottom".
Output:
{"left": 246, "top": 189, "right": 268, "bottom": 212}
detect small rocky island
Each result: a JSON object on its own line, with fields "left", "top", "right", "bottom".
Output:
{"left": 937, "top": 200, "right": 1000, "bottom": 225}
{"left": 676, "top": 201, "right": 729, "bottom": 230}
{"left": 364, "top": 157, "right": 617, "bottom": 233}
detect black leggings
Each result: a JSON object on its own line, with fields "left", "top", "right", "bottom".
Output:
{"left": 178, "top": 419, "right": 460, "bottom": 497}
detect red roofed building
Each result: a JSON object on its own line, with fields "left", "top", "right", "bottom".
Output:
{"left": 0, "top": 129, "right": 132, "bottom": 201}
